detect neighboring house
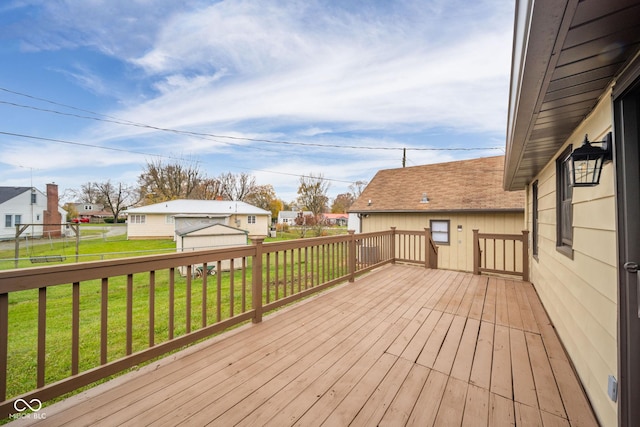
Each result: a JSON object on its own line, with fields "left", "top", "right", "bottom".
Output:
{"left": 505, "top": 2, "right": 640, "bottom": 426}
{"left": 72, "top": 203, "right": 114, "bottom": 222}
{"left": 277, "top": 210, "right": 312, "bottom": 225}
{"left": 348, "top": 156, "right": 525, "bottom": 272}
{"left": 321, "top": 213, "right": 348, "bottom": 226}
{"left": 176, "top": 223, "right": 248, "bottom": 274}
{"left": 0, "top": 183, "right": 65, "bottom": 240}
{"left": 125, "top": 199, "right": 271, "bottom": 239}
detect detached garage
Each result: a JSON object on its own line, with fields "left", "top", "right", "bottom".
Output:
{"left": 176, "top": 223, "right": 248, "bottom": 274}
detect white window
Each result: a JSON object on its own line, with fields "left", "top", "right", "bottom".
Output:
{"left": 430, "top": 220, "right": 450, "bottom": 244}
{"left": 5, "top": 215, "right": 11, "bottom": 227}
{"left": 248, "top": 215, "right": 256, "bottom": 224}
{"left": 165, "top": 215, "right": 175, "bottom": 224}
{"left": 15, "top": 215, "right": 21, "bottom": 225}
{"left": 130, "top": 214, "right": 146, "bottom": 224}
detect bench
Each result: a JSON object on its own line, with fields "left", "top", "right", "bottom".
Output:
{"left": 30, "top": 255, "right": 67, "bottom": 263}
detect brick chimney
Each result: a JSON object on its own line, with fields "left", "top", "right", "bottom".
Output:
{"left": 43, "top": 183, "right": 62, "bottom": 237}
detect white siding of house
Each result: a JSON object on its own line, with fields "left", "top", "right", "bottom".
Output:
{"left": 526, "top": 91, "right": 617, "bottom": 426}
{"left": 0, "top": 189, "right": 49, "bottom": 239}
{"left": 361, "top": 211, "right": 524, "bottom": 272}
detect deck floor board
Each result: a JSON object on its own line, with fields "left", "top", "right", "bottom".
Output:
{"left": 22, "top": 264, "right": 598, "bottom": 427}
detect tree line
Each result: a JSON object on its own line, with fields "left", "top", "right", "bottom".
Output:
{"left": 64, "top": 159, "right": 366, "bottom": 221}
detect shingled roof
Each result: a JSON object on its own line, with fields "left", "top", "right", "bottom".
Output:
{"left": 349, "top": 156, "right": 524, "bottom": 213}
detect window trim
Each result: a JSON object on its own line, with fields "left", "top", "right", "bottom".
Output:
{"left": 430, "top": 219, "right": 450, "bottom": 245}
{"left": 556, "top": 146, "right": 574, "bottom": 259}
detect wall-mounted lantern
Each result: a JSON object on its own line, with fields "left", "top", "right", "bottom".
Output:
{"left": 569, "top": 132, "right": 613, "bottom": 187}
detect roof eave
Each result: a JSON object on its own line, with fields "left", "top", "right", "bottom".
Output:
{"left": 504, "top": 0, "right": 574, "bottom": 191}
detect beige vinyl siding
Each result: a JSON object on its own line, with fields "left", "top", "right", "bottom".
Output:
{"left": 360, "top": 211, "right": 524, "bottom": 272}
{"left": 127, "top": 214, "right": 175, "bottom": 239}
{"left": 526, "top": 91, "right": 617, "bottom": 426}
{"left": 229, "top": 214, "right": 270, "bottom": 237}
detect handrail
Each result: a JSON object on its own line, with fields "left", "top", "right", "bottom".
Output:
{"left": 472, "top": 229, "right": 529, "bottom": 281}
{"left": 0, "top": 228, "right": 435, "bottom": 418}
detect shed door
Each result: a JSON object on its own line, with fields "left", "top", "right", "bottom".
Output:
{"left": 614, "top": 70, "right": 640, "bottom": 427}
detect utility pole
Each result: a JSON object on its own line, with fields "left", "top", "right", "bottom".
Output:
{"left": 402, "top": 148, "right": 406, "bottom": 168}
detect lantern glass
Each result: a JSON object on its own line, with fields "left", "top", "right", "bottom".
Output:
{"left": 568, "top": 134, "right": 611, "bottom": 187}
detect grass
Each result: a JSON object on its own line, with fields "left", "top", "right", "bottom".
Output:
{"left": 2, "top": 226, "right": 351, "bottom": 409}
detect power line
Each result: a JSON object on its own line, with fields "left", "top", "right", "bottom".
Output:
{"left": 0, "top": 86, "right": 504, "bottom": 152}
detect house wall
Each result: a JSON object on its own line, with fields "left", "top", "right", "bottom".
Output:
{"left": 128, "top": 213, "right": 270, "bottom": 239}
{"left": 127, "top": 214, "right": 175, "bottom": 239}
{"left": 526, "top": 90, "right": 617, "bottom": 426}
{"left": 0, "top": 189, "right": 48, "bottom": 240}
{"left": 229, "top": 214, "right": 270, "bottom": 236}
{"left": 360, "top": 211, "right": 524, "bottom": 272}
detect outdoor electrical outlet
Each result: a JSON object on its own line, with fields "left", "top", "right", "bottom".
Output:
{"left": 608, "top": 375, "right": 618, "bottom": 402}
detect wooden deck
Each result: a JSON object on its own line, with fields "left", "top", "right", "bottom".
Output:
{"left": 13, "top": 265, "right": 598, "bottom": 426}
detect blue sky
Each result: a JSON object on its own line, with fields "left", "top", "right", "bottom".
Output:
{"left": 0, "top": 0, "right": 514, "bottom": 203}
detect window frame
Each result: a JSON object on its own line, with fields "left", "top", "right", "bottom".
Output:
{"left": 429, "top": 219, "right": 450, "bottom": 245}
{"left": 247, "top": 215, "right": 256, "bottom": 224}
{"left": 556, "top": 146, "right": 574, "bottom": 258}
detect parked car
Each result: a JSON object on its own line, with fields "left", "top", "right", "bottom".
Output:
{"left": 71, "top": 217, "right": 90, "bottom": 223}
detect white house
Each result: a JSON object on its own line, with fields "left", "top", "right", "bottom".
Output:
{"left": 125, "top": 199, "right": 271, "bottom": 239}
{"left": 0, "top": 184, "right": 65, "bottom": 240}
{"left": 277, "top": 210, "right": 312, "bottom": 225}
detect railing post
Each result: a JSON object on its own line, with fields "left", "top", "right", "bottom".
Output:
{"left": 522, "top": 230, "right": 530, "bottom": 282}
{"left": 424, "top": 228, "right": 430, "bottom": 269}
{"left": 251, "top": 236, "right": 265, "bottom": 323}
{"left": 473, "top": 229, "right": 480, "bottom": 275}
{"left": 390, "top": 227, "right": 396, "bottom": 264}
{"left": 348, "top": 230, "right": 356, "bottom": 282}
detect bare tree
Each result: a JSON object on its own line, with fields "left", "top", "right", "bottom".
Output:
{"left": 297, "top": 173, "right": 330, "bottom": 217}
{"left": 219, "top": 172, "right": 257, "bottom": 201}
{"left": 193, "top": 178, "right": 224, "bottom": 200}
{"left": 349, "top": 180, "right": 368, "bottom": 199}
{"left": 138, "top": 158, "right": 203, "bottom": 202}
{"left": 95, "top": 181, "right": 137, "bottom": 220}
{"left": 70, "top": 182, "right": 105, "bottom": 204}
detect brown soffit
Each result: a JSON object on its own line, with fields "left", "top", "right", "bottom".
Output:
{"left": 504, "top": 0, "right": 640, "bottom": 190}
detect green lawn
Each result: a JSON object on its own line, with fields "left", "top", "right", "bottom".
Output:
{"left": 2, "top": 227, "right": 350, "bottom": 403}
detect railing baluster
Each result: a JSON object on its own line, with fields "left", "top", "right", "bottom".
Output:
{"left": 297, "top": 248, "right": 302, "bottom": 293}
{"left": 216, "top": 261, "right": 222, "bottom": 322}
{"left": 0, "top": 293, "right": 7, "bottom": 402}
{"left": 304, "top": 246, "right": 309, "bottom": 289}
{"left": 290, "top": 249, "right": 295, "bottom": 295}
{"left": 149, "top": 271, "right": 155, "bottom": 347}
{"left": 202, "top": 263, "right": 208, "bottom": 328}
{"left": 72, "top": 282, "right": 80, "bottom": 374}
{"left": 266, "top": 253, "right": 271, "bottom": 304}
{"left": 241, "top": 257, "right": 247, "bottom": 312}
{"left": 275, "top": 251, "right": 280, "bottom": 299}
{"left": 100, "top": 278, "right": 108, "bottom": 365}
{"left": 126, "top": 275, "right": 133, "bottom": 355}
{"left": 37, "top": 287, "right": 47, "bottom": 387}
{"left": 229, "top": 259, "right": 235, "bottom": 317}
{"left": 169, "top": 267, "right": 175, "bottom": 340}
{"left": 186, "top": 266, "right": 192, "bottom": 334}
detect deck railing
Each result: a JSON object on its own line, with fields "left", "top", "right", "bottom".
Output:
{"left": 472, "top": 229, "right": 529, "bottom": 281}
{"left": 0, "top": 228, "right": 436, "bottom": 418}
